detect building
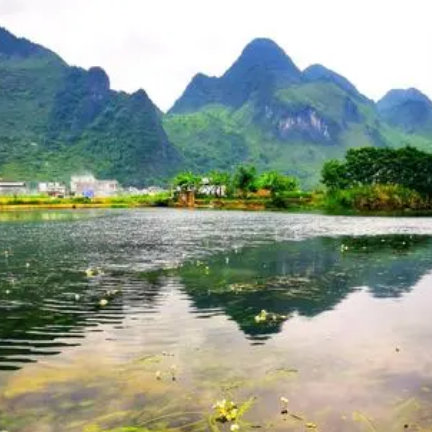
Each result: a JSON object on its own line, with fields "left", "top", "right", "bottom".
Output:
{"left": 0, "top": 181, "right": 27, "bottom": 195}
{"left": 70, "top": 175, "right": 119, "bottom": 197}
{"left": 199, "top": 178, "right": 227, "bottom": 197}
{"left": 38, "top": 182, "right": 67, "bottom": 197}
{"left": 125, "top": 186, "right": 167, "bottom": 196}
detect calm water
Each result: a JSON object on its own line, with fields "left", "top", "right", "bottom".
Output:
{"left": 1, "top": 209, "right": 432, "bottom": 431}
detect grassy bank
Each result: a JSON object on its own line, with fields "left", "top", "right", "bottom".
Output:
{"left": 0, "top": 193, "right": 171, "bottom": 210}
{"left": 2, "top": 188, "right": 432, "bottom": 216}
{"left": 191, "top": 191, "right": 318, "bottom": 211}
{"left": 0, "top": 191, "right": 318, "bottom": 212}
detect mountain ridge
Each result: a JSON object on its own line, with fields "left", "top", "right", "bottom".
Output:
{"left": 0, "top": 26, "right": 431, "bottom": 188}
{"left": 377, "top": 88, "right": 432, "bottom": 134}
{"left": 0, "top": 25, "right": 182, "bottom": 186}
{"left": 165, "top": 38, "right": 432, "bottom": 187}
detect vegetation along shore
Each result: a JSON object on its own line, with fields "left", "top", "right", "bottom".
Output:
{"left": 2, "top": 146, "right": 432, "bottom": 215}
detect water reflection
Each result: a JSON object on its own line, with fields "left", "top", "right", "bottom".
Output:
{"left": 2, "top": 231, "right": 432, "bottom": 370}
{"left": 172, "top": 235, "right": 432, "bottom": 340}
{"left": 0, "top": 210, "right": 102, "bottom": 223}
{"left": 0, "top": 269, "right": 170, "bottom": 370}
{"left": 1, "top": 210, "right": 432, "bottom": 431}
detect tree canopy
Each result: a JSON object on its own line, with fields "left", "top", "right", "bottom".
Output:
{"left": 256, "top": 171, "right": 298, "bottom": 195}
{"left": 322, "top": 146, "right": 432, "bottom": 196}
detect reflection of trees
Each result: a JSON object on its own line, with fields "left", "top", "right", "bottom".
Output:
{"left": 176, "top": 235, "right": 432, "bottom": 341}
{"left": 2, "top": 233, "right": 432, "bottom": 368}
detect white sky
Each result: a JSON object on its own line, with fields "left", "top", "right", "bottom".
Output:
{"left": 0, "top": 0, "right": 431, "bottom": 111}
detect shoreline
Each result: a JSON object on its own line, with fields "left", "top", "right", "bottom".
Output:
{"left": 1, "top": 200, "right": 432, "bottom": 217}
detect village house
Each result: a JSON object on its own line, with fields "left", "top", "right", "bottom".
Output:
{"left": 0, "top": 180, "right": 28, "bottom": 195}
{"left": 199, "top": 177, "right": 227, "bottom": 197}
{"left": 124, "top": 186, "right": 167, "bottom": 196}
{"left": 70, "top": 175, "right": 119, "bottom": 198}
{"left": 38, "top": 182, "right": 67, "bottom": 197}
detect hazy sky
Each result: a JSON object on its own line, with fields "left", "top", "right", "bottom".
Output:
{"left": 0, "top": 0, "right": 431, "bottom": 111}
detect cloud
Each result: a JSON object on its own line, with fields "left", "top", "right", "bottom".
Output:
{"left": 0, "top": 0, "right": 25, "bottom": 16}
{"left": 0, "top": 0, "right": 431, "bottom": 111}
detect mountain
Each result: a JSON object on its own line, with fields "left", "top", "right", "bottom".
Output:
{"left": 170, "top": 38, "right": 302, "bottom": 113}
{"left": 303, "top": 64, "right": 369, "bottom": 103}
{"left": 165, "top": 39, "right": 432, "bottom": 187}
{"left": 1, "top": 27, "right": 432, "bottom": 189}
{"left": 377, "top": 88, "right": 432, "bottom": 134}
{"left": 0, "top": 26, "right": 182, "bottom": 186}
{"left": 165, "top": 39, "right": 391, "bottom": 186}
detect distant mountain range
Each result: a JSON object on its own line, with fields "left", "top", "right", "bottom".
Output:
{"left": 0, "top": 27, "right": 431, "bottom": 187}
{"left": 165, "top": 38, "right": 432, "bottom": 187}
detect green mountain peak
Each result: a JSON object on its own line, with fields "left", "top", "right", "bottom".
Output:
{"left": 377, "top": 88, "right": 432, "bottom": 134}
{"left": 0, "top": 26, "right": 182, "bottom": 186}
{"left": 170, "top": 38, "right": 302, "bottom": 113}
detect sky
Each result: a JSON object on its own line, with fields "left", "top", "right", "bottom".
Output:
{"left": 0, "top": 0, "right": 431, "bottom": 111}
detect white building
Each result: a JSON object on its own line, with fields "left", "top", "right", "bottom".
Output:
{"left": 70, "top": 175, "right": 119, "bottom": 197}
{"left": 0, "top": 181, "right": 27, "bottom": 195}
{"left": 38, "top": 182, "right": 67, "bottom": 197}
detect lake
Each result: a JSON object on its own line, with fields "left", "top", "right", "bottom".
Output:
{"left": 1, "top": 209, "right": 432, "bottom": 432}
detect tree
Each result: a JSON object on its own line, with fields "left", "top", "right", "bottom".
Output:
{"left": 256, "top": 171, "right": 298, "bottom": 195}
{"left": 321, "top": 159, "right": 350, "bottom": 190}
{"left": 233, "top": 165, "right": 257, "bottom": 198}
{"left": 172, "top": 171, "right": 201, "bottom": 192}
{"left": 321, "top": 146, "right": 432, "bottom": 197}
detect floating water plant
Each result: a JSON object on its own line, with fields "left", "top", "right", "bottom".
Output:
{"left": 85, "top": 267, "right": 103, "bottom": 277}
{"left": 210, "top": 397, "right": 255, "bottom": 431}
{"left": 254, "top": 309, "right": 287, "bottom": 324}
{"left": 153, "top": 365, "right": 178, "bottom": 381}
{"left": 99, "top": 299, "right": 108, "bottom": 307}
{"left": 254, "top": 309, "right": 268, "bottom": 323}
{"left": 170, "top": 365, "right": 177, "bottom": 381}
{"left": 280, "top": 396, "right": 289, "bottom": 414}
{"left": 212, "top": 399, "right": 239, "bottom": 423}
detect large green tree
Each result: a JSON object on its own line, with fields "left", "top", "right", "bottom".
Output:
{"left": 256, "top": 171, "right": 298, "bottom": 195}
{"left": 173, "top": 171, "right": 202, "bottom": 192}
{"left": 233, "top": 165, "right": 257, "bottom": 198}
{"left": 322, "top": 146, "right": 432, "bottom": 196}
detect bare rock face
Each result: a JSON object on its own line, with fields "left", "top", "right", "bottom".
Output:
{"left": 261, "top": 104, "right": 336, "bottom": 144}
{"left": 278, "top": 110, "right": 331, "bottom": 140}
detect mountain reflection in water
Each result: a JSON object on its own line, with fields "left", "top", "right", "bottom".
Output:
{"left": 2, "top": 210, "right": 432, "bottom": 431}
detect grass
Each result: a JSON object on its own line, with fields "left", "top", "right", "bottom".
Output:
{"left": 0, "top": 193, "right": 171, "bottom": 209}
{"left": 322, "top": 185, "right": 431, "bottom": 214}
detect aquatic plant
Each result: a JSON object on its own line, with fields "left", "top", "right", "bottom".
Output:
{"left": 209, "top": 397, "right": 255, "bottom": 432}
{"left": 280, "top": 396, "right": 289, "bottom": 414}
{"left": 85, "top": 267, "right": 104, "bottom": 277}
{"left": 254, "top": 309, "right": 287, "bottom": 324}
